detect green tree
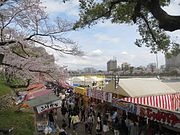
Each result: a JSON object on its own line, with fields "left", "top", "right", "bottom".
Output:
{"left": 68, "top": 0, "right": 180, "bottom": 55}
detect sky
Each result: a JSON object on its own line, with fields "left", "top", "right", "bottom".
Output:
{"left": 41, "top": 0, "right": 180, "bottom": 71}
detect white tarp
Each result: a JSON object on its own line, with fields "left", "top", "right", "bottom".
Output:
{"left": 117, "top": 78, "right": 176, "bottom": 97}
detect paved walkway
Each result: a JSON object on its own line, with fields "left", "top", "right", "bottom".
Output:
{"left": 56, "top": 108, "right": 114, "bottom": 135}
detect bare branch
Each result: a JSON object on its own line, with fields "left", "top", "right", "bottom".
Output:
{"left": 140, "top": 14, "right": 158, "bottom": 45}
{"left": 0, "top": 40, "right": 16, "bottom": 46}
{"left": 29, "top": 38, "right": 82, "bottom": 55}
{"left": 1, "top": 62, "right": 51, "bottom": 74}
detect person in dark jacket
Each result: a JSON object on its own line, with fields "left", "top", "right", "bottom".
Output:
{"left": 61, "top": 105, "right": 67, "bottom": 117}
{"left": 112, "top": 117, "right": 121, "bottom": 135}
{"left": 68, "top": 105, "right": 73, "bottom": 128}
{"left": 59, "top": 123, "right": 68, "bottom": 135}
{"left": 80, "top": 106, "right": 86, "bottom": 122}
{"left": 121, "top": 118, "right": 128, "bottom": 135}
{"left": 48, "top": 110, "right": 56, "bottom": 132}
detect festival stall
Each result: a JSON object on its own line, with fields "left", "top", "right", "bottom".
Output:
{"left": 68, "top": 75, "right": 105, "bottom": 87}
{"left": 27, "top": 83, "right": 45, "bottom": 91}
{"left": 74, "top": 86, "right": 87, "bottom": 96}
{"left": 164, "top": 80, "right": 180, "bottom": 111}
{"left": 73, "top": 86, "right": 89, "bottom": 106}
{"left": 121, "top": 93, "right": 180, "bottom": 111}
{"left": 24, "top": 89, "right": 52, "bottom": 101}
{"left": 25, "top": 93, "right": 61, "bottom": 134}
{"left": 114, "top": 78, "right": 178, "bottom": 110}
{"left": 15, "top": 86, "right": 49, "bottom": 109}
{"left": 102, "top": 79, "right": 123, "bottom": 98}
{"left": 112, "top": 98, "right": 180, "bottom": 130}
{"left": 26, "top": 94, "right": 61, "bottom": 133}
{"left": 111, "top": 78, "right": 180, "bottom": 131}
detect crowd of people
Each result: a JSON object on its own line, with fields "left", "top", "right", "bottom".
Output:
{"left": 47, "top": 93, "right": 178, "bottom": 135}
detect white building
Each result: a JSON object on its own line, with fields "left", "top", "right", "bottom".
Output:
{"left": 107, "top": 59, "right": 117, "bottom": 72}
{"left": 166, "top": 54, "right": 180, "bottom": 70}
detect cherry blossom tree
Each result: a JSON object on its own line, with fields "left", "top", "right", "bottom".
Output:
{"left": 1, "top": 45, "right": 68, "bottom": 88}
{"left": 0, "top": 0, "right": 82, "bottom": 88}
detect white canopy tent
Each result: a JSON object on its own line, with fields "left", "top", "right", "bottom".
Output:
{"left": 68, "top": 76, "right": 105, "bottom": 87}
{"left": 117, "top": 78, "right": 176, "bottom": 97}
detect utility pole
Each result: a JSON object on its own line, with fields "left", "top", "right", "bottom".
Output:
{"left": 156, "top": 53, "right": 159, "bottom": 69}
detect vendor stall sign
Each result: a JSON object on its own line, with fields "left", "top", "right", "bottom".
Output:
{"left": 112, "top": 99, "right": 139, "bottom": 114}
{"left": 103, "top": 92, "right": 112, "bottom": 103}
{"left": 137, "top": 105, "right": 180, "bottom": 128}
{"left": 86, "top": 88, "right": 113, "bottom": 103}
{"left": 76, "top": 87, "right": 87, "bottom": 96}
{"left": 146, "top": 108, "right": 180, "bottom": 128}
{"left": 87, "top": 88, "right": 92, "bottom": 97}
{"left": 36, "top": 100, "right": 62, "bottom": 114}
{"left": 94, "top": 89, "right": 104, "bottom": 100}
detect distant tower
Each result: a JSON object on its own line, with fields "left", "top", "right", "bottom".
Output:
{"left": 166, "top": 54, "right": 180, "bottom": 70}
{"left": 107, "top": 58, "right": 117, "bottom": 72}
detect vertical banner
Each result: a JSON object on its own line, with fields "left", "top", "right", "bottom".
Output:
{"left": 86, "top": 88, "right": 112, "bottom": 102}
{"left": 87, "top": 88, "right": 92, "bottom": 97}
{"left": 103, "top": 91, "right": 107, "bottom": 101}
{"left": 95, "top": 90, "right": 104, "bottom": 100}
{"left": 107, "top": 93, "right": 112, "bottom": 102}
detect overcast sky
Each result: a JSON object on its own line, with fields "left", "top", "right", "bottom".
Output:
{"left": 42, "top": 0, "right": 180, "bottom": 71}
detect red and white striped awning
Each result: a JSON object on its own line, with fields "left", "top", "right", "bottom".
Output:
{"left": 122, "top": 93, "right": 180, "bottom": 111}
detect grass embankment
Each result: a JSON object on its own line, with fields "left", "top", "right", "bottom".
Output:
{"left": 0, "top": 109, "right": 35, "bottom": 135}
{"left": 0, "top": 76, "right": 35, "bottom": 135}
{"left": 0, "top": 79, "right": 11, "bottom": 96}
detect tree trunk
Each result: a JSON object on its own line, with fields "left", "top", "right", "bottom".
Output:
{"left": 145, "top": 0, "right": 180, "bottom": 31}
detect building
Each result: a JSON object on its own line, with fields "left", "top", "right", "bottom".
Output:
{"left": 107, "top": 59, "right": 117, "bottom": 72}
{"left": 166, "top": 54, "right": 180, "bottom": 70}
{"left": 146, "top": 63, "right": 157, "bottom": 73}
{"left": 121, "top": 62, "right": 130, "bottom": 71}
{"left": 83, "top": 67, "right": 97, "bottom": 73}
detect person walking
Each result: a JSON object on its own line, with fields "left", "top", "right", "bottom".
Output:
{"left": 73, "top": 103, "right": 80, "bottom": 116}
{"left": 48, "top": 110, "right": 56, "bottom": 133}
{"left": 121, "top": 118, "right": 128, "bottom": 135}
{"left": 112, "top": 117, "right": 120, "bottom": 135}
{"left": 71, "top": 113, "right": 80, "bottom": 134}
{"left": 129, "top": 120, "right": 139, "bottom": 135}
{"left": 67, "top": 105, "right": 73, "bottom": 128}
{"left": 102, "top": 114, "right": 109, "bottom": 135}
{"left": 61, "top": 105, "right": 67, "bottom": 117}
{"left": 80, "top": 106, "right": 86, "bottom": 122}
{"left": 59, "top": 123, "right": 68, "bottom": 135}
{"left": 96, "top": 112, "right": 102, "bottom": 135}
{"left": 87, "top": 114, "right": 94, "bottom": 134}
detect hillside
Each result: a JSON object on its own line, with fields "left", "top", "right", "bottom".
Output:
{"left": 0, "top": 76, "right": 35, "bottom": 135}
{"left": 0, "top": 77, "right": 11, "bottom": 96}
